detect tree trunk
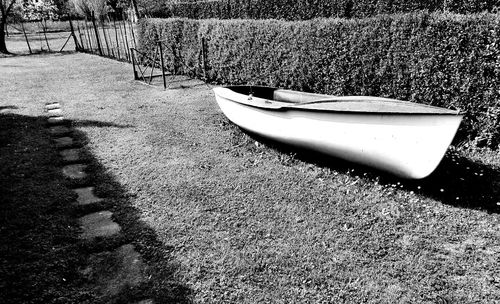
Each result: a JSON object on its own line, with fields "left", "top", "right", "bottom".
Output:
{"left": 0, "top": 18, "right": 9, "bottom": 54}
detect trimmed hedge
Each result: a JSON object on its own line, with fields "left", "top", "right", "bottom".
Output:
{"left": 138, "top": 13, "right": 500, "bottom": 148}
{"left": 142, "top": 0, "right": 500, "bottom": 20}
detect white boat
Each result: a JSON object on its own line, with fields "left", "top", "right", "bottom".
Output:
{"left": 212, "top": 86, "right": 463, "bottom": 179}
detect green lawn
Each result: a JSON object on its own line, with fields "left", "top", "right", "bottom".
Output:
{"left": 1, "top": 53, "right": 499, "bottom": 303}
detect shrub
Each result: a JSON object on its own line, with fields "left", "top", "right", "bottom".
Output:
{"left": 138, "top": 12, "right": 500, "bottom": 148}
{"left": 141, "top": 0, "right": 500, "bottom": 20}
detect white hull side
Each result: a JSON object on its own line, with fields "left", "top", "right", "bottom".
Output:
{"left": 215, "top": 95, "right": 462, "bottom": 179}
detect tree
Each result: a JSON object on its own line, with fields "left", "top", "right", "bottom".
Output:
{"left": 23, "top": 0, "right": 59, "bottom": 21}
{"left": 71, "top": 0, "right": 138, "bottom": 22}
{"left": 72, "top": 0, "right": 108, "bottom": 19}
{"left": 1, "top": 0, "right": 17, "bottom": 53}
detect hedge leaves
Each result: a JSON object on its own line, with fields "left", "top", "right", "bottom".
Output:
{"left": 138, "top": 12, "right": 500, "bottom": 148}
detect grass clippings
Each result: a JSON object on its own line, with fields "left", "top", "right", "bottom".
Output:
{"left": 1, "top": 53, "right": 499, "bottom": 303}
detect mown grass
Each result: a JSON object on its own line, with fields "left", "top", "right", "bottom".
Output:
{"left": 1, "top": 53, "right": 499, "bottom": 303}
{"left": 0, "top": 54, "right": 190, "bottom": 303}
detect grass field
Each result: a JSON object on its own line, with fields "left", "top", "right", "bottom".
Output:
{"left": 1, "top": 53, "right": 499, "bottom": 303}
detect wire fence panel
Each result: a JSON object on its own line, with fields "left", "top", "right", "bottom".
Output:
{"left": 5, "top": 20, "right": 76, "bottom": 54}
{"left": 5, "top": 14, "right": 138, "bottom": 62}
{"left": 5, "top": 15, "right": 168, "bottom": 90}
{"left": 74, "top": 14, "right": 138, "bottom": 64}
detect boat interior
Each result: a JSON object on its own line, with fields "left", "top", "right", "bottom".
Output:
{"left": 228, "top": 85, "right": 330, "bottom": 104}
{"left": 224, "top": 85, "right": 461, "bottom": 114}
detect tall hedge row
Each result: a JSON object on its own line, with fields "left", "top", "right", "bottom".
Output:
{"left": 138, "top": 13, "right": 500, "bottom": 148}
{"left": 143, "top": 0, "right": 500, "bottom": 20}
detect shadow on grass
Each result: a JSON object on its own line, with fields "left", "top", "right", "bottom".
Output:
{"left": 0, "top": 112, "right": 192, "bottom": 304}
{"left": 0, "top": 50, "right": 78, "bottom": 58}
{"left": 237, "top": 127, "right": 500, "bottom": 214}
{"left": 72, "top": 119, "right": 135, "bottom": 129}
{"left": 143, "top": 75, "right": 208, "bottom": 90}
{"left": 0, "top": 105, "right": 18, "bottom": 111}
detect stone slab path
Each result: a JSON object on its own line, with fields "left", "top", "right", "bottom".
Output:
{"left": 79, "top": 211, "right": 121, "bottom": 240}
{"left": 73, "top": 187, "right": 103, "bottom": 206}
{"left": 53, "top": 136, "right": 75, "bottom": 149}
{"left": 45, "top": 102, "right": 60, "bottom": 110}
{"left": 59, "top": 148, "right": 82, "bottom": 163}
{"left": 82, "top": 244, "right": 148, "bottom": 297}
{"left": 49, "top": 125, "right": 72, "bottom": 136}
{"left": 47, "top": 108, "right": 63, "bottom": 116}
{"left": 45, "top": 102, "right": 153, "bottom": 303}
{"left": 48, "top": 116, "right": 66, "bottom": 125}
{"left": 135, "top": 300, "right": 155, "bottom": 304}
{"left": 62, "top": 164, "right": 88, "bottom": 180}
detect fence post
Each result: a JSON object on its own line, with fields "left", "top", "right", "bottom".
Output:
{"left": 112, "top": 17, "right": 121, "bottom": 60}
{"left": 128, "top": 18, "right": 137, "bottom": 49}
{"left": 101, "top": 21, "right": 111, "bottom": 56}
{"left": 104, "top": 24, "right": 115, "bottom": 57}
{"left": 41, "top": 18, "right": 51, "bottom": 52}
{"left": 21, "top": 22, "right": 32, "bottom": 54}
{"left": 158, "top": 42, "right": 167, "bottom": 90}
{"left": 68, "top": 16, "right": 80, "bottom": 51}
{"left": 76, "top": 22, "right": 87, "bottom": 51}
{"left": 117, "top": 17, "right": 129, "bottom": 61}
{"left": 84, "top": 18, "right": 93, "bottom": 52}
{"left": 201, "top": 37, "right": 208, "bottom": 81}
{"left": 121, "top": 13, "right": 131, "bottom": 62}
{"left": 91, "top": 11, "right": 103, "bottom": 56}
{"left": 130, "top": 48, "right": 138, "bottom": 80}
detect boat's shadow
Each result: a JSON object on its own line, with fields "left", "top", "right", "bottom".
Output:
{"left": 241, "top": 129, "right": 500, "bottom": 214}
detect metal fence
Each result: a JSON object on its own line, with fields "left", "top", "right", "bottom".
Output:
{"left": 130, "top": 43, "right": 168, "bottom": 89}
{"left": 5, "top": 19, "right": 77, "bottom": 54}
{"left": 5, "top": 15, "right": 169, "bottom": 89}
{"left": 73, "top": 13, "right": 170, "bottom": 89}
{"left": 73, "top": 13, "right": 137, "bottom": 63}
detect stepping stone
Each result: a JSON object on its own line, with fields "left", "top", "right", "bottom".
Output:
{"left": 73, "top": 187, "right": 103, "bottom": 206}
{"left": 45, "top": 103, "right": 60, "bottom": 110}
{"left": 59, "top": 148, "right": 81, "bottom": 162}
{"left": 78, "top": 211, "right": 121, "bottom": 240}
{"left": 62, "top": 164, "right": 87, "bottom": 180}
{"left": 49, "top": 125, "right": 72, "bottom": 136}
{"left": 82, "top": 244, "right": 148, "bottom": 297}
{"left": 53, "top": 136, "right": 74, "bottom": 149}
{"left": 47, "top": 108, "right": 62, "bottom": 116}
{"left": 47, "top": 116, "right": 66, "bottom": 125}
{"left": 134, "top": 299, "right": 154, "bottom": 304}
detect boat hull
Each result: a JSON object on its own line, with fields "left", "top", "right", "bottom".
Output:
{"left": 214, "top": 87, "right": 462, "bottom": 179}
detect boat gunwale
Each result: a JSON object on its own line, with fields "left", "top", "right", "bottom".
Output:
{"left": 215, "top": 86, "right": 463, "bottom": 116}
